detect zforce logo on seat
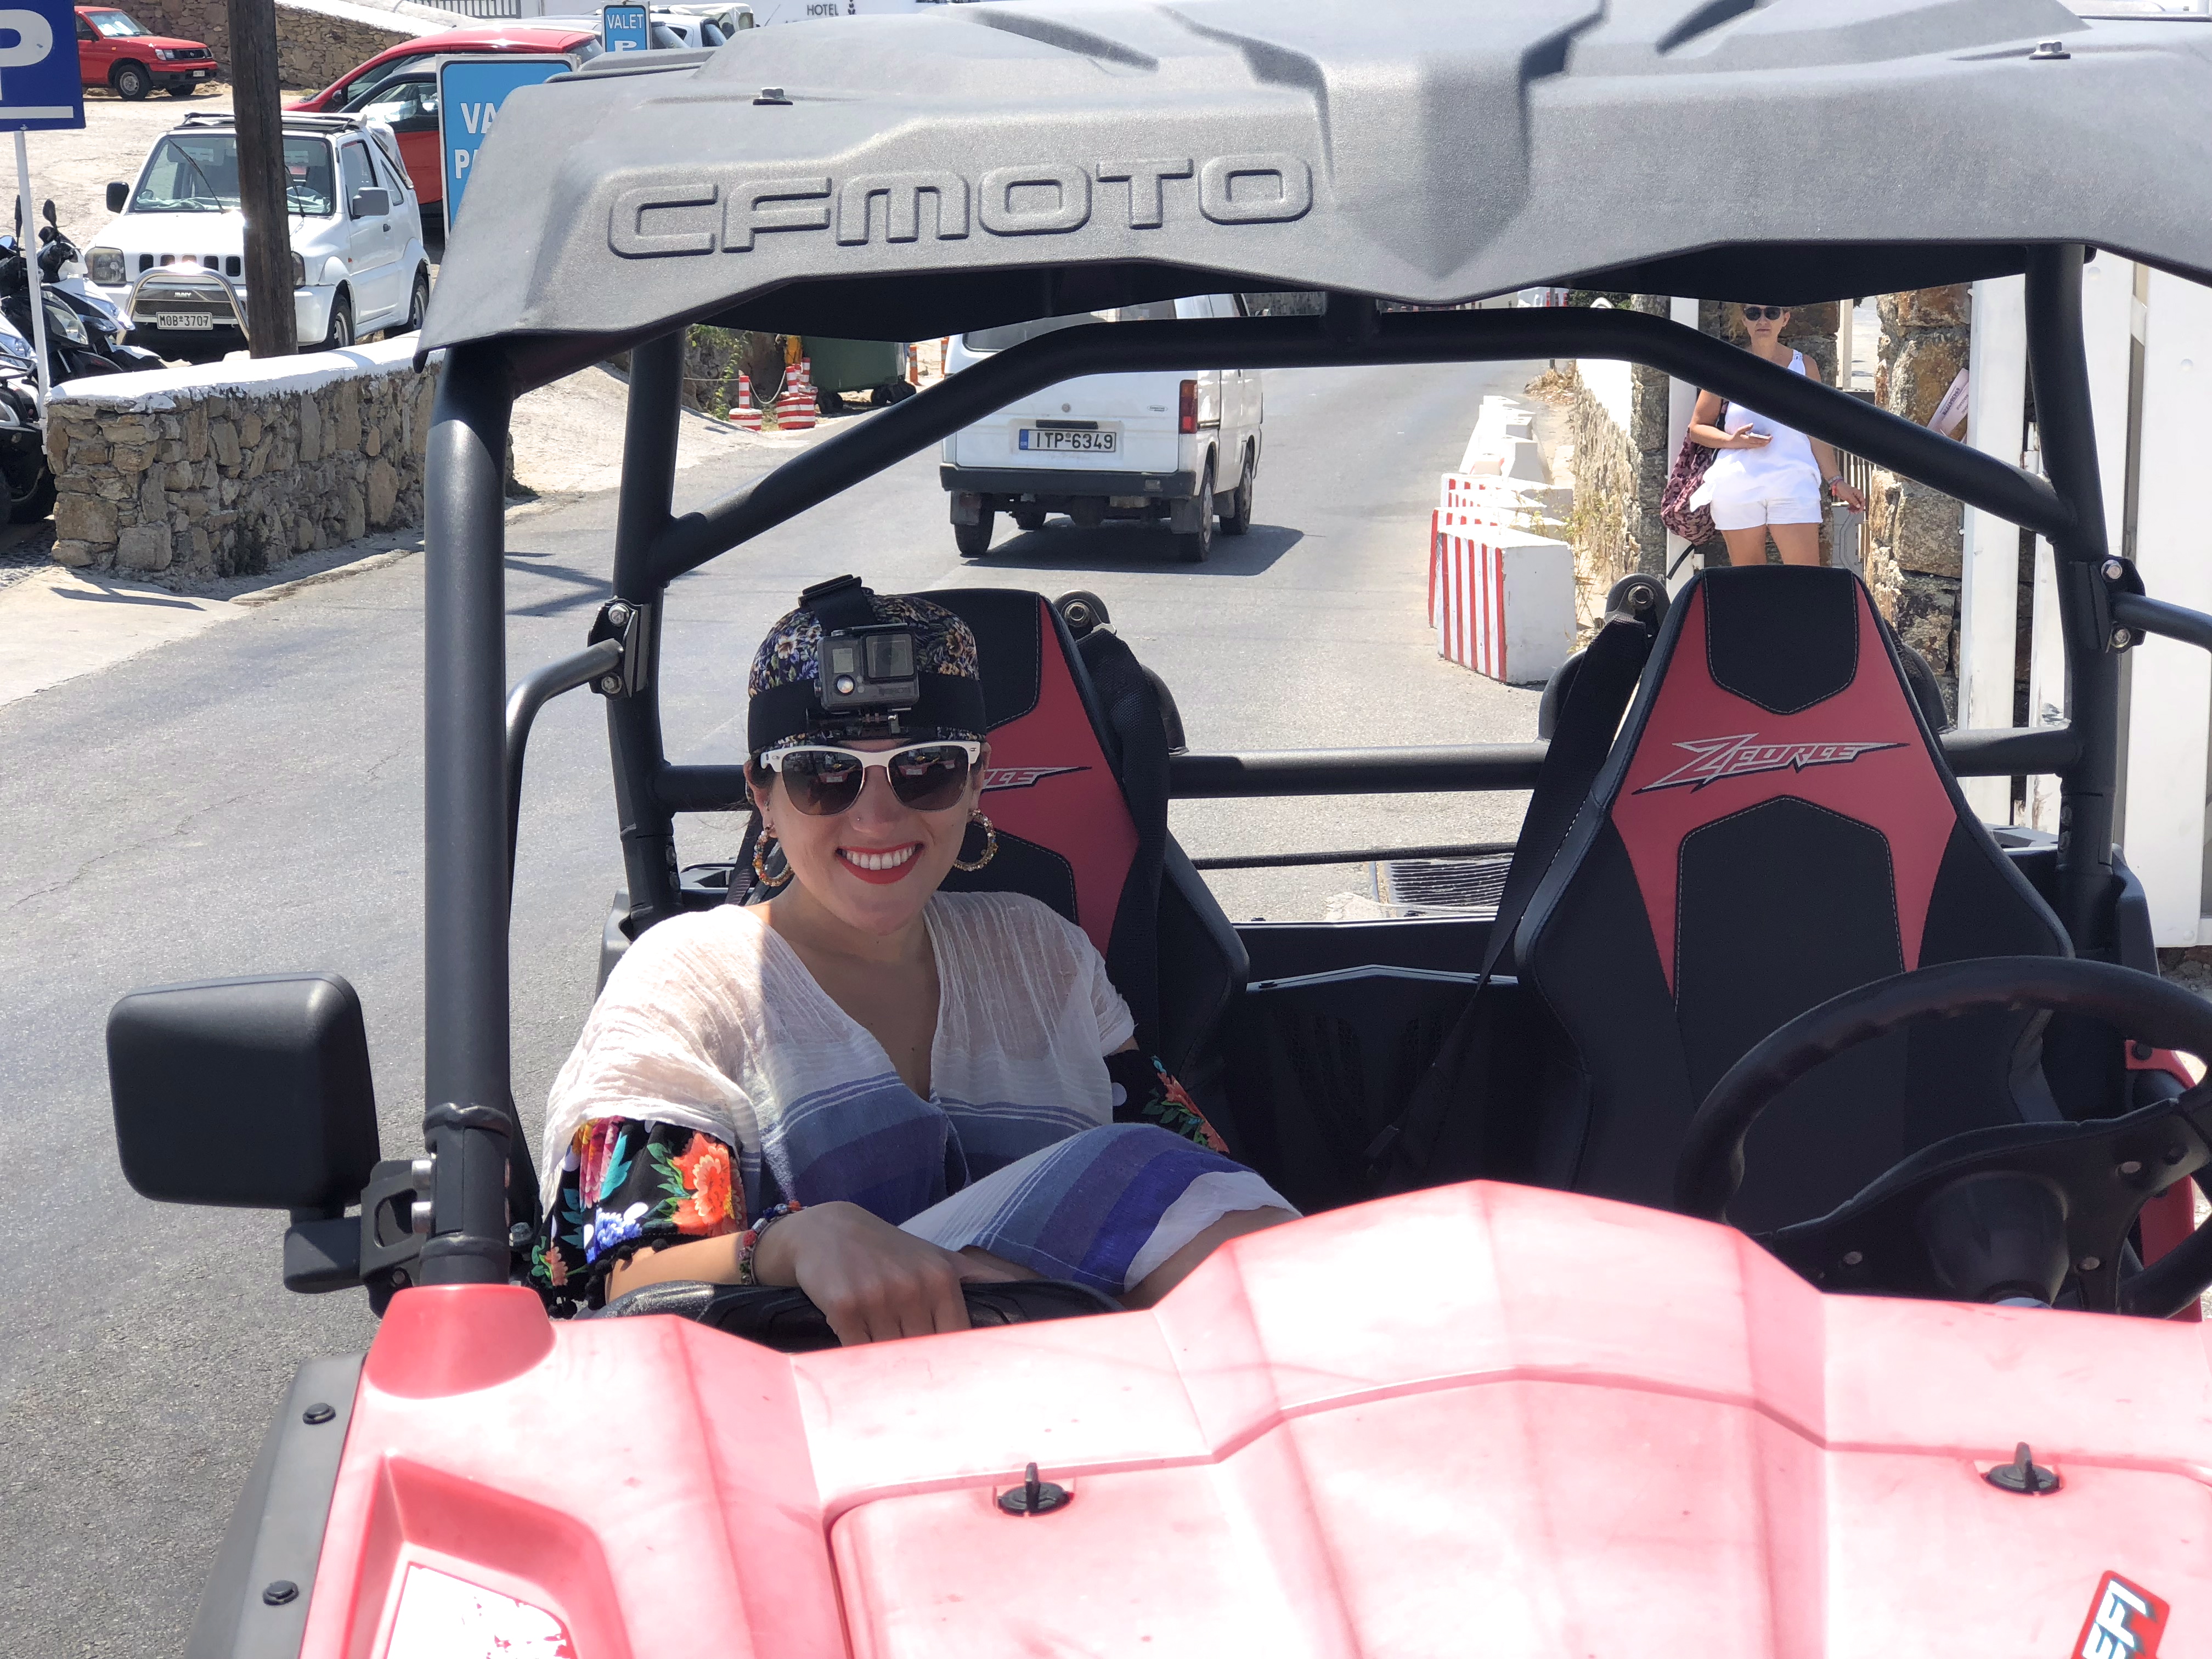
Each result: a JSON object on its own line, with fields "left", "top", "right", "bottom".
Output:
{"left": 983, "top": 765, "right": 1085, "bottom": 792}
{"left": 1634, "top": 733, "right": 1905, "bottom": 794}
{"left": 2074, "top": 1572, "right": 2169, "bottom": 1658}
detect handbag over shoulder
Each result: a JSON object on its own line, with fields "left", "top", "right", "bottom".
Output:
{"left": 1660, "top": 427, "right": 1718, "bottom": 546}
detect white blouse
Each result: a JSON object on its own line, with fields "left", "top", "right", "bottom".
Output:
{"left": 537, "top": 891, "right": 1137, "bottom": 1211}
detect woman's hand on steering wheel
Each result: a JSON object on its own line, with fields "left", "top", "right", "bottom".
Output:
{"left": 751, "top": 1200, "right": 1026, "bottom": 1345}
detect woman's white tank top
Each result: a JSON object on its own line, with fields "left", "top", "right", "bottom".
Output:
{"left": 1705, "top": 351, "right": 1820, "bottom": 495}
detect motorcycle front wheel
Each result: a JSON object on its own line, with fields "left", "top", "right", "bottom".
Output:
{"left": 2, "top": 442, "right": 54, "bottom": 522}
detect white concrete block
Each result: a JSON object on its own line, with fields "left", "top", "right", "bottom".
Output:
{"left": 1430, "top": 526, "right": 1576, "bottom": 686}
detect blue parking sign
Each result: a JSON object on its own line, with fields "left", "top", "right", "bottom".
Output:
{"left": 602, "top": 4, "right": 650, "bottom": 52}
{"left": 0, "top": 0, "right": 82, "bottom": 132}
{"left": 436, "top": 55, "right": 569, "bottom": 228}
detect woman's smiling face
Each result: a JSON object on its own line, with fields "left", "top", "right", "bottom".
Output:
{"left": 752, "top": 738, "right": 988, "bottom": 936}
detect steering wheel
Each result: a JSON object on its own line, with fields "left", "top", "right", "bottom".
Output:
{"left": 1674, "top": 957, "right": 2212, "bottom": 1316}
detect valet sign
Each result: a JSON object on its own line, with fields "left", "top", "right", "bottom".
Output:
{"left": 601, "top": 4, "right": 650, "bottom": 51}
{"left": 437, "top": 55, "right": 569, "bottom": 227}
{"left": 0, "top": 0, "right": 82, "bottom": 131}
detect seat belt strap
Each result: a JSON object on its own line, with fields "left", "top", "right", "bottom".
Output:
{"left": 1075, "top": 624, "right": 1171, "bottom": 1054}
{"left": 1362, "top": 605, "right": 1658, "bottom": 1179}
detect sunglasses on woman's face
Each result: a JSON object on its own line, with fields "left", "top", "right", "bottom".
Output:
{"left": 759, "top": 741, "right": 983, "bottom": 816}
{"left": 1742, "top": 306, "right": 1788, "bottom": 321}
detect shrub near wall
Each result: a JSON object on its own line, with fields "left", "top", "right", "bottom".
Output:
{"left": 47, "top": 337, "right": 437, "bottom": 577}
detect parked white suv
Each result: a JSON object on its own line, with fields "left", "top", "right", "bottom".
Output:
{"left": 940, "top": 294, "right": 1263, "bottom": 563}
{"left": 84, "top": 111, "right": 432, "bottom": 362}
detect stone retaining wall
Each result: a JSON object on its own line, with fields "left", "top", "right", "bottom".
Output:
{"left": 1864, "top": 285, "right": 1972, "bottom": 713}
{"left": 120, "top": 0, "right": 444, "bottom": 92}
{"left": 47, "top": 338, "right": 437, "bottom": 578}
{"left": 1564, "top": 297, "right": 1674, "bottom": 622}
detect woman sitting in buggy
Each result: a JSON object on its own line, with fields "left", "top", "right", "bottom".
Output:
{"left": 530, "top": 585, "right": 1294, "bottom": 1343}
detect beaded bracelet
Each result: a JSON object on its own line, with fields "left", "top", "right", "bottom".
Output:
{"left": 735, "top": 1200, "right": 804, "bottom": 1286}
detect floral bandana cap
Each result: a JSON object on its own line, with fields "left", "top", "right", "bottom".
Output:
{"left": 747, "top": 591, "right": 982, "bottom": 755}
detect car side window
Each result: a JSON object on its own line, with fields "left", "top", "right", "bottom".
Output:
{"left": 339, "top": 142, "right": 373, "bottom": 213}
{"left": 75, "top": 16, "right": 94, "bottom": 38}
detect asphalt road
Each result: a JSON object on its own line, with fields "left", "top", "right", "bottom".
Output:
{"left": 0, "top": 356, "right": 1544, "bottom": 1655}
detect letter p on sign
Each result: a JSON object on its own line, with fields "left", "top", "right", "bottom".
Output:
{"left": 0, "top": 0, "right": 82, "bottom": 130}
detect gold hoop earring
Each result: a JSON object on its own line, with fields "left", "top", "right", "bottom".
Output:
{"left": 753, "top": 828, "right": 793, "bottom": 888}
{"left": 952, "top": 810, "right": 997, "bottom": 872}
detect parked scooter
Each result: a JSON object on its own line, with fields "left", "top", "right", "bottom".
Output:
{"left": 0, "top": 325, "right": 53, "bottom": 522}
{"left": 34, "top": 200, "right": 162, "bottom": 373}
{"left": 0, "top": 200, "right": 165, "bottom": 384}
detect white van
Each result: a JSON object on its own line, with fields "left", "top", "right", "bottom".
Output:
{"left": 939, "top": 295, "right": 1263, "bottom": 563}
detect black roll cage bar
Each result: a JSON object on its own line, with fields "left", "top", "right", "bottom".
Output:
{"left": 421, "top": 245, "right": 2198, "bottom": 1285}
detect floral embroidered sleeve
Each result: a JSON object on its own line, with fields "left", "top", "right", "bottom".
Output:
{"left": 531, "top": 1116, "right": 741, "bottom": 1312}
{"left": 1106, "top": 1050, "right": 1229, "bottom": 1154}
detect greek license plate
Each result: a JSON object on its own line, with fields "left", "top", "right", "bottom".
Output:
{"left": 154, "top": 310, "right": 214, "bottom": 330}
{"left": 1019, "top": 427, "right": 1116, "bottom": 453}
{"left": 191, "top": 68, "right": 210, "bottom": 77}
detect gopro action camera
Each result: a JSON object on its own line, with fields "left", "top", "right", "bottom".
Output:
{"left": 819, "top": 623, "right": 921, "bottom": 714}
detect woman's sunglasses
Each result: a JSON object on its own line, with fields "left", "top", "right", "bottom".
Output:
{"left": 1741, "top": 306, "right": 1788, "bottom": 321}
{"left": 757, "top": 741, "right": 983, "bottom": 816}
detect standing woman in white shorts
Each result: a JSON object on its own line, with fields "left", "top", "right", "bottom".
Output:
{"left": 1688, "top": 303, "right": 1867, "bottom": 566}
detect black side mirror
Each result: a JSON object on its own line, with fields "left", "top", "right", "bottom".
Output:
{"left": 105, "top": 180, "right": 127, "bottom": 213}
{"left": 42, "top": 198, "right": 55, "bottom": 225}
{"left": 350, "top": 186, "right": 390, "bottom": 219}
{"left": 108, "top": 973, "right": 380, "bottom": 1211}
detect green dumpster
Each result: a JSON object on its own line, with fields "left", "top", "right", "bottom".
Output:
{"left": 799, "top": 336, "right": 905, "bottom": 398}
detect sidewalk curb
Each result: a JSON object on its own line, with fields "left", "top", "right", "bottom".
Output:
{"left": 232, "top": 546, "right": 416, "bottom": 607}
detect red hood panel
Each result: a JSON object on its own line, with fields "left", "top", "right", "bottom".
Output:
{"left": 306, "top": 1184, "right": 2212, "bottom": 1658}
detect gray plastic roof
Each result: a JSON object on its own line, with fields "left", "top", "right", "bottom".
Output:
{"left": 421, "top": 0, "right": 2212, "bottom": 377}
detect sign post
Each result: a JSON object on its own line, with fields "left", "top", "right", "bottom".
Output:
{"left": 0, "top": 0, "right": 84, "bottom": 405}
{"left": 436, "top": 55, "right": 569, "bottom": 230}
{"left": 601, "top": 4, "right": 650, "bottom": 52}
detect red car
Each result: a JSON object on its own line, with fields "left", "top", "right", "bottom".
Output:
{"left": 286, "top": 24, "right": 600, "bottom": 214}
{"left": 74, "top": 7, "right": 216, "bottom": 100}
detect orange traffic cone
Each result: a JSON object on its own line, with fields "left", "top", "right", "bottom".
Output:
{"left": 733, "top": 371, "right": 761, "bottom": 432}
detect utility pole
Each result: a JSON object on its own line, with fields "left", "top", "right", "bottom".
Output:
{"left": 226, "top": 0, "right": 297, "bottom": 356}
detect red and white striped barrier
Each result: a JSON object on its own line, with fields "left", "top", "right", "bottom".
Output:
{"left": 1428, "top": 484, "right": 1527, "bottom": 626}
{"left": 1440, "top": 473, "right": 1530, "bottom": 514}
{"left": 733, "top": 372, "right": 762, "bottom": 432}
{"left": 1430, "top": 524, "right": 1576, "bottom": 685}
{"left": 775, "top": 358, "right": 817, "bottom": 431}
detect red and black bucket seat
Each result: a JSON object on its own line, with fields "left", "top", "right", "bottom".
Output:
{"left": 1508, "top": 565, "right": 2074, "bottom": 1233}
{"left": 919, "top": 587, "right": 1246, "bottom": 1079}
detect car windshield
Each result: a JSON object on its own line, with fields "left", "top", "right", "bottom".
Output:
{"left": 963, "top": 312, "right": 1104, "bottom": 352}
{"left": 338, "top": 51, "right": 429, "bottom": 104}
{"left": 963, "top": 302, "right": 1180, "bottom": 351}
{"left": 131, "top": 133, "right": 337, "bottom": 217}
{"left": 87, "top": 9, "right": 150, "bottom": 36}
